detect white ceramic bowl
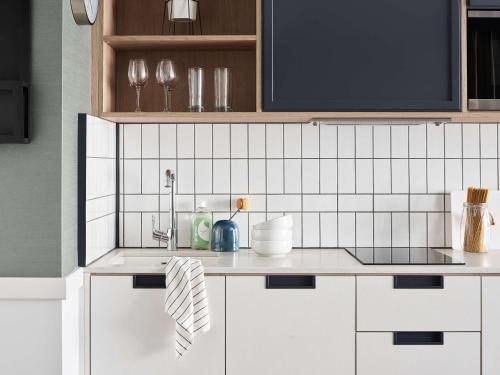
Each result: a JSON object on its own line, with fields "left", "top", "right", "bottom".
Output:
{"left": 251, "top": 229, "right": 292, "bottom": 241}
{"left": 251, "top": 239, "right": 292, "bottom": 257}
{"left": 253, "top": 215, "right": 293, "bottom": 230}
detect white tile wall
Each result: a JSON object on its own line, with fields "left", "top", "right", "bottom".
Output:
{"left": 119, "top": 122, "right": 500, "bottom": 249}
{"left": 84, "top": 115, "right": 117, "bottom": 264}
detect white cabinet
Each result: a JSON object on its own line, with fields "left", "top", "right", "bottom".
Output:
{"left": 90, "top": 275, "right": 225, "bottom": 375}
{"left": 482, "top": 276, "right": 500, "bottom": 375}
{"left": 357, "top": 332, "right": 480, "bottom": 375}
{"left": 226, "top": 275, "right": 355, "bottom": 375}
{"left": 357, "top": 276, "right": 480, "bottom": 331}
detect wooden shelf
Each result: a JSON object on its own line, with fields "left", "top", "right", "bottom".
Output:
{"left": 101, "top": 111, "right": 500, "bottom": 124}
{"left": 104, "top": 35, "right": 257, "bottom": 50}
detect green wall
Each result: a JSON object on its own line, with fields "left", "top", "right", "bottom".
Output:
{"left": 0, "top": 0, "right": 90, "bottom": 277}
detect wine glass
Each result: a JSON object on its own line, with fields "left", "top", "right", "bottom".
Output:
{"left": 156, "top": 60, "right": 178, "bottom": 112}
{"left": 128, "top": 59, "right": 149, "bottom": 112}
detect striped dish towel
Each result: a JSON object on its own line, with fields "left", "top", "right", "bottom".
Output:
{"left": 164, "top": 257, "right": 210, "bottom": 358}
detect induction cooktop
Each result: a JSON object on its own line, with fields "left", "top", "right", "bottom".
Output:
{"left": 345, "top": 247, "right": 465, "bottom": 265}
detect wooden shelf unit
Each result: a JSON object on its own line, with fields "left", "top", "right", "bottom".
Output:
{"left": 92, "top": 0, "right": 260, "bottom": 116}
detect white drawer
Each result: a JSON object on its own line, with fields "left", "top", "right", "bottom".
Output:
{"left": 357, "top": 332, "right": 480, "bottom": 375}
{"left": 357, "top": 275, "right": 480, "bottom": 331}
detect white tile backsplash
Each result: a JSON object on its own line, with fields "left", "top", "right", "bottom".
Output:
{"left": 355, "top": 126, "right": 373, "bottom": 158}
{"left": 195, "top": 159, "right": 212, "bottom": 194}
{"left": 302, "top": 159, "right": 319, "bottom": 193}
{"left": 284, "top": 159, "right": 302, "bottom": 194}
{"left": 119, "top": 122, "right": 499, "bottom": 249}
{"left": 463, "top": 124, "right": 480, "bottom": 158}
{"left": 248, "top": 159, "right": 266, "bottom": 193}
{"left": 248, "top": 124, "right": 265, "bottom": 158}
{"left": 195, "top": 123, "right": 212, "bottom": 158}
{"left": 213, "top": 159, "right": 231, "bottom": 193}
{"left": 231, "top": 123, "right": 248, "bottom": 158}
{"left": 426, "top": 123, "right": 444, "bottom": 158}
{"left": 355, "top": 159, "right": 373, "bottom": 194}
{"left": 320, "top": 159, "right": 337, "bottom": 193}
{"left": 338, "top": 126, "right": 355, "bottom": 158}
{"left": 231, "top": 159, "right": 249, "bottom": 194}
{"left": 338, "top": 159, "right": 356, "bottom": 193}
{"left": 391, "top": 126, "right": 408, "bottom": 158}
{"left": 177, "top": 159, "right": 194, "bottom": 194}
{"left": 320, "top": 213, "right": 337, "bottom": 247}
{"left": 176, "top": 123, "right": 194, "bottom": 158}
{"left": 444, "top": 123, "right": 462, "bottom": 158}
{"left": 266, "top": 159, "right": 284, "bottom": 193}
{"left": 212, "top": 123, "right": 230, "bottom": 158}
{"left": 123, "top": 124, "right": 141, "bottom": 158}
{"left": 481, "top": 159, "right": 498, "bottom": 189}
{"left": 266, "top": 123, "right": 284, "bottom": 158}
{"left": 481, "top": 124, "right": 497, "bottom": 158}
{"left": 373, "top": 126, "right": 391, "bottom": 158}
{"left": 160, "top": 124, "right": 177, "bottom": 158}
{"left": 302, "top": 123, "right": 319, "bottom": 158}
{"left": 463, "top": 159, "right": 481, "bottom": 188}
{"left": 319, "top": 124, "right": 337, "bottom": 158}
{"left": 373, "top": 213, "right": 391, "bottom": 246}
{"left": 284, "top": 123, "right": 302, "bottom": 158}
{"left": 141, "top": 124, "right": 159, "bottom": 159}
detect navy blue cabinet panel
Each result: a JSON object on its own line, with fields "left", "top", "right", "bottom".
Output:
{"left": 263, "top": 0, "right": 461, "bottom": 112}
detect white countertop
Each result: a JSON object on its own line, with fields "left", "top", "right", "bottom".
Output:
{"left": 85, "top": 248, "right": 500, "bottom": 275}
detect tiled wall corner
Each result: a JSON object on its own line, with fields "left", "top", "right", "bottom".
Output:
{"left": 85, "top": 115, "right": 117, "bottom": 263}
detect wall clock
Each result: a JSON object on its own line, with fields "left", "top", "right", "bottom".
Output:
{"left": 71, "top": 0, "right": 99, "bottom": 25}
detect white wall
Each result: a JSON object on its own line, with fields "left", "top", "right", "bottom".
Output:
{"left": 0, "top": 269, "right": 84, "bottom": 375}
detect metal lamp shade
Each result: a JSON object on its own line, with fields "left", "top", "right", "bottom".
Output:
{"left": 167, "top": 0, "right": 198, "bottom": 22}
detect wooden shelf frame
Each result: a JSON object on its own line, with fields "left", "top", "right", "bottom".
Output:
{"left": 103, "top": 35, "right": 257, "bottom": 50}
{"left": 102, "top": 111, "right": 500, "bottom": 124}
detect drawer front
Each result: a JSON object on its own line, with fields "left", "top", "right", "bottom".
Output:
{"left": 227, "top": 276, "right": 355, "bottom": 375}
{"left": 357, "top": 332, "right": 480, "bottom": 375}
{"left": 357, "top": 276, "right": 480, "bottom": 331}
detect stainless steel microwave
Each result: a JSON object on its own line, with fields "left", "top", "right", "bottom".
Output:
{"left": 468, "top": 9, "right": 500, "bottom": 110}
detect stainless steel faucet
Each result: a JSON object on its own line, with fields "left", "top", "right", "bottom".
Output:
{"left": 165, "top": 169, "right": 177, "bottom": 251}
{"left": 152, "top": 169, "right": 177, "bottom": 250}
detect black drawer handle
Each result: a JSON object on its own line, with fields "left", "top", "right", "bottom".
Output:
{"left": 393, "top": 332, "right": 444, "bottom": 345}
{"left": 133, "top": 275, "right": 165, "bottom": 289}
{"left": 266, "top": 275, "right": 316, "bottom": 289}
{"left": 393, "top": 275, "right": 443, "bottom": 289}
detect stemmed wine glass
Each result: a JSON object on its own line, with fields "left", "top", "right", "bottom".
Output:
{"left": 156, "top": 60, "right": 178, "bottom": 112}
{"left": 128, "top": 59, "right": 149, "bottom": 112}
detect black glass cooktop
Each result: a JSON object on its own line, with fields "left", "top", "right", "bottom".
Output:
{"left": 345, "top": 247, "right": 465, "bottom": 265}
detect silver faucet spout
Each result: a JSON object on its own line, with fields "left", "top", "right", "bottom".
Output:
{"left": 165, "top": 169, "right": 177, "bottom": 251}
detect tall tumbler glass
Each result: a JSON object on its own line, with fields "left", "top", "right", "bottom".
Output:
{"left": 214, "top": 67, "right": 231, "bottom": 112}
{"left": 188, "top": 67, "right": 204, "bottom": 112}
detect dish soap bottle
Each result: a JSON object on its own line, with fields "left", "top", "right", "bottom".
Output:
{"left": 191, "top": 201, "right": 212, "bottom": 250}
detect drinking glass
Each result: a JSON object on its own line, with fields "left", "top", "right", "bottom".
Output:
{"left": 128, "top": 59, "right": 149, "bottom": 112}
{"left": 214, "top": 67, "right": 231, "bottom": 112}
{"left": 156, "top": 60, "right": 178, "bottom": 112}
{"left": 188, "top": 67, "right": 204, "bottom": 112}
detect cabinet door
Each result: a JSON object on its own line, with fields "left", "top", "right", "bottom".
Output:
{"left": 482, "top": 276, "right": 500, "bottom": 375}
{"left": 90, "top": 275, "right": 225, "bottom": 375}
{"left": 263, "top": 0, "right": 461, "bottom": 111}
{"left": 226, "top": 275, "right": 355, "bottom": 375}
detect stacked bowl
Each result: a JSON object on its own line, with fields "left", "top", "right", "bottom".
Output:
{"left": 251, "top": 215, "right": 293, "bottom": 256}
